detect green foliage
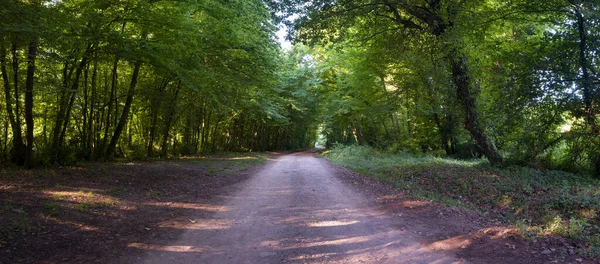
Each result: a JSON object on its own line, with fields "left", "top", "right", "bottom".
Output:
{"left": 74, "top": 203, "right": 97, "bottom": 211}
{"left": 106, "top": 187, "right": 123, "bottom": 197}
{"left": 43, "top": 202, "right": 59, "bottom": 217}
{"left": 13, "top": 214, "right": 30, "bottom": 233}
{"left": 326, "top": 145, "right": 600, "bottom": 251}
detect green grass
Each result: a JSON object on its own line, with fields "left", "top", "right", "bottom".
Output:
{"left": 106, "top": 187, "right": 123, "bottom": 197}
{"left": 43, "top": 202, "right": 60, "bottom": 217}
{"left": 74, "top": 202, "right": 98, "bottom": 211}
{"left": 325, "top": 145, "right": 600, "bottom": 256}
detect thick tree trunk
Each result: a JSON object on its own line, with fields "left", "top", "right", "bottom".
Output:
{"left": 24, "top": 36, "right": 38, "bottom": 167}
{"left": 572, "top": 5, "right": 600, "bottom": 177}
{"left": 449, "top": 50, "right": 502, "bottom": 165}
{"left": 0, "top": 41, "right": 25, "bottom": 165}
{"left": 105, "top": 60, "right": 142, "bottom": 158}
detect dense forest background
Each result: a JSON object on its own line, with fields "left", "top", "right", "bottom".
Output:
{"left": 1, "top": 0, "right": 599, "bottom": 176}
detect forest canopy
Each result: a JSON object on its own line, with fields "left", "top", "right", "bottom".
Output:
{"left": 0, "top": 0, "right": 319, "bottom": 167}
{"left": 1, "top": 0, "right": 600, "bottom": 176}
{"left": 269, "top": 0, "right": 600, "bottom": 176}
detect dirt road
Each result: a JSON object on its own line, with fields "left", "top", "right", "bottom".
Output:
{"left": 133, "top": 152, "right": 466, "bottom": 263}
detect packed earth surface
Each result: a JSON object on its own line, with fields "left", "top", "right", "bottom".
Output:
{"left": 0, "top": 151, "right": 596, "bottom": 263}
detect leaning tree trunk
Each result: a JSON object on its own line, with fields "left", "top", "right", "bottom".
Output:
{"left": 105, "top": 60, "right": 142, "bottom": 159}
{"left": 449, "top": 50, "right": 503, "bottom": 165}
{"left": 53, "top": 45, "right": 93, "bottom": 163}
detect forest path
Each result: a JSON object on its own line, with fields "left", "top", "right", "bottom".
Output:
{"left": 134, "top": 151, "right": 466, "bottom": 263}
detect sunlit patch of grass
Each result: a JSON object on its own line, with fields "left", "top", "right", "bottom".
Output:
{"left": 74, "top": 202, "right": 99, "bottom": 211}
{"left": 44, "top": 189, "right": 119, "bottom": 212}
{"left": 325, "top": 145, "right": 600, "bottom": 256}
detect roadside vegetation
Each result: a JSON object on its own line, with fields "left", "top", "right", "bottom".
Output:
{"left": 325, "top": 145, "right": 600, "bottom": 257}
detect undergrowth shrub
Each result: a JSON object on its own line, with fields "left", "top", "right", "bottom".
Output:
{"left": 325, "top": 145, "right": 600, "bottom": 255}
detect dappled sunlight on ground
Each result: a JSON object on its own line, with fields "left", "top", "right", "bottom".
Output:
{"left": 158, "top": 219, "right": 233, "bottom": 230}
{"left": 128, "top": 153, "right": 472, "bottom": 263}
{"left": 482, "top": 226, "right": 516, "bottom": 239}
{"left": 306, "top": 220, "right": 360, "bottom": 227}
{"left": 143, "top": 202, "right": 229, "bottom": 212}
{"left": 401, "top": 200, "right": 432, "bottom": 208}
{"left": 128, "top": 243, "right": 208, "bottom": 253}
{"left": 4, "top": 151, "right": 578, "bottom": 263}
{"left": 426, "top": 235, "right": 473, "bottom": 251}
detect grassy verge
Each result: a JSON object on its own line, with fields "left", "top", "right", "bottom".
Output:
{"left": 324, "top": 145, "right": 600, "bottom": 256}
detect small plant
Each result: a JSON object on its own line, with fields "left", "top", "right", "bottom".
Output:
{"left": 13, "top": 214, "right": 30, "bottom": 233}
{"left": 44, "top": 202, "right": 60, "bottom": 217}
{"left": 74, "top": 202, "right": 98, "bottom": 211}
{"left": 566, "top": 217, "right": 588, "bottom": 240}
{"left": 1, "top": 201, "right": 14, "bottom": 212}
{"left": 205, "top": 168, "right": 217, "bottom": 177}
{"left": 107, "top": 187, "right": 123, "bottom": 197}
{"left": 146, "top": 191, "right": 160, "bottom": 199}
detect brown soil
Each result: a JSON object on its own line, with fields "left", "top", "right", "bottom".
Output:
{"left": 0, "top": 154, "right": 266, "bottom": 264}
{"left": 0, "top": 151, "right": 597, "bottom": 263}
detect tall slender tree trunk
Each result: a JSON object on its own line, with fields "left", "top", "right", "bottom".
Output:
{"left": 3, "top": 118, "right": 8, "bottom": 160}
{"left": 574, "top": 4, "right": 597, "bottom": 132}
{"left": 211, "top": 115, "right": 220, "bottom": 153}
{"left": 103, "top": 56, "right": 119, "bottom": 150}
{"left": 105, "top": 60, "right": 142, "bottom": 158}
{"left": 11, "top": 42, "right": 20, "bottom": 129}
{"left": 51, "top": 45, "right": 92, "bottom": 163}
{"left": 1, "top": 40, "right": 25, "bottom": 165}
{"left": 202, "top": 110, "right": 211, "bottom": 152}
{"left": 24, "top": 36, "right": 38, "bottom": 167}
{"left": 88, "top": 61, "right": 97, "bottom": 157}
{"left": 82, "top": 64, "right": 89, "bottom": 157}
{"left": 147, "top": 77, "right": 170, "bottom": 157}
{"left": 160, "top": 82, "right": 182, "bottom": 157}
